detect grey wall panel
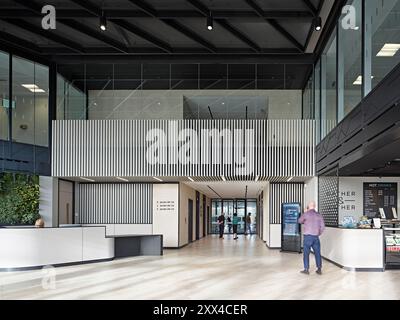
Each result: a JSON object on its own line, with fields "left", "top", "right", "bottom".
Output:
{"left": 78, "top": 183, "right": 152, "bottom": 224}
{"left": 52, "top": 120, "right": 315, "bottom": 178}
{"left": 269, "top": 183, "right": 304, "bottom": 224}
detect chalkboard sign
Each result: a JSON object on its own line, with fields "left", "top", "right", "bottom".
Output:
{"left": 363, "top": 183, "right": 397, "bottom": 219}
{"left": 281, "top": 202, "right": 302, "bottom": 253}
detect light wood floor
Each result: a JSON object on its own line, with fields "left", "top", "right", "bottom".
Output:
{"left": 1, "top": 235, "right": 400, "bottom": 300}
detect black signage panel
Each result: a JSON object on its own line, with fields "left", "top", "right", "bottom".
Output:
{"left": 363, "top": 183, "right": 397, "bottom": 219}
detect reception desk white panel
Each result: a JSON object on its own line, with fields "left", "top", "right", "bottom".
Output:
{"left": 320, "top": 227, "right": 384, "bottom": 271}
{"left": 0, "top": 227, "right": 114, "bottom": 270}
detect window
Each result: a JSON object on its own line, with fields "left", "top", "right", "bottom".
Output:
{"left": 338, "top": 0, "right": 362, "bottom": 120}
{"left": 0, "top": 51, "right": 9, "bottom": 142}
{"left": 321, "top": 29, "right": 337, "bottom": 139}
{"left": 369, "top": 0, "right": 400, "bottom": 90}
{"left": 12, "top": 56, "right": 49, "bottom": 147}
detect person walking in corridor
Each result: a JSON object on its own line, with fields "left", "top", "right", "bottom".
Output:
{"left": 298, "top": 201, "right": 325, "bottom": 275}
{"left": 217, "top": 213, "right": 225, "bottom": 239}
{"left": 232, "top": 213, "right": 239, "bottom": 240}
{"left": 245, "top": 213, "right": 252, "bottom": 235}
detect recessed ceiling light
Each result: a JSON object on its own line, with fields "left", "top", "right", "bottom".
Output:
{"left": 21, "top": 84, "right": 46, "bottom": 93}
{"left": 80, "top": 177, "right": 95, "bottom": 182}
{"left": 353, "top": 75, "right": 374, "bottom": 85}
{"left": 22, "top": 84, "right": 38, "bottom": 89}
{"left": 377, "top": 43, "right": 400, "bottom": 57}
{"left": 116, "top": 177, "right": 129, "bottom": 182}
{"left": 153, "top": 177, "right": 163, "bottom": 182}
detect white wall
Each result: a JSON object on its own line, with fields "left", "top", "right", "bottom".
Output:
{"left": 305, "top": 177, "right": 318, "bottom": 209}
{"left": 338, "top": 177, "right": 400, "bottom": 223}
{"left": 39, "top": 176, "right": 58, "bottom": 227}
{"left": 88, "top": 90, "right": 302, "bottom": 120}
{"left": 262, "top": 183, "right": 270, "bottom": 243}
{"left": 153, "top": 184, "right": 179, "bottom": 248}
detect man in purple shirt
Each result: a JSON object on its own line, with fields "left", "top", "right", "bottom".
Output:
{"left": 298, "top": 201, "right": 325, "bottom": 275}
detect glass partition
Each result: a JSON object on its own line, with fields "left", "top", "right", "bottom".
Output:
{"left": 369, "top": 0, "right": 400, "bottom": 90}
{"left": 56, "top": 62, "right": 312, "bottom": 121}
{"left": 0, "top": 51, "right": 9, "bottom": 172}
{"left": 321, "top": 29, "right": 337, "bottom": 140}
{"left": 338, "top": 0, "right": 362, "bottom": 120}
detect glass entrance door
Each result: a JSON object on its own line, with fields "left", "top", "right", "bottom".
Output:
{"left": 210, "top": 199, "right": 257, "bottom": 235}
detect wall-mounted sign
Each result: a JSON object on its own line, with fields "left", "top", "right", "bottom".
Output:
{"left": 156, "top": 200, "right": 176, "bottom": 212}
{"left": 364, "top": 183, "right": 397, "bottom": 219}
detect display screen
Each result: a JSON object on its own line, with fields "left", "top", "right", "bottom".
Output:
{"left": 282, "top": 203, "right": 301, "bottom": 236}
{"left": 363, "top": 183, "right": 397, "bottom": 219}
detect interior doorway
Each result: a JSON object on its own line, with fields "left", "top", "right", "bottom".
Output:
{"left": 58, "top": 180, "right": 74, "bottom": 225}
{"left": 188, "top": 199, "right": 194, "bottom": 243}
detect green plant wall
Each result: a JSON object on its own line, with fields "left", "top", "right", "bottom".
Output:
{"left": 0, "top": 173, "right": 40, "bottom": 225}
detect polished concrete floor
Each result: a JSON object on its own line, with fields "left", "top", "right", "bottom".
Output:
{"left": 1, "top": 235, "right": 400, "bottom": 300}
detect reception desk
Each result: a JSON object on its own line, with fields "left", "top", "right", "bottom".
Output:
{"left": 320, "top": 227, "right": 384, "bottom": 271}
{"left": 0, "top": 226, "right": 162, "bottom": 271}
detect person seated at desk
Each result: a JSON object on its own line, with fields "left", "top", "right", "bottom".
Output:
{"left": 35, "top": 217, "right": 45, "bottom": 228}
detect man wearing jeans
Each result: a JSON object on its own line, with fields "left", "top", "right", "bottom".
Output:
{"left": 298, "top": 201, "right": 325, "bottom": 275}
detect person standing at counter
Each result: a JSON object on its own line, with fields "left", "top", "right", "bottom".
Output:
{"left": 298, "top": 201, "right": 325, "bottom": 275}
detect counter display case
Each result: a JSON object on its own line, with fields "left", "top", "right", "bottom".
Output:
{"left": 383, "top": 221, "right": 400, "bottom": 269}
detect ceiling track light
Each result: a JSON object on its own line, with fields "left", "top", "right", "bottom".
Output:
{"left": 314, "top": 16, "right": 322, "bottom": 31}
{"left": 207, "top": 12, "right": 213, "bottom": 31}
{"left": 100, "top": 13, "right": 107, "bottom": 31}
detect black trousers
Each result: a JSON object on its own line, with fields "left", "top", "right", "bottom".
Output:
{"left": 233, "top": 225, "right": 238, "bottom": 234}
{"left": 219, "top": 224, "right": 224, "bottom": 238}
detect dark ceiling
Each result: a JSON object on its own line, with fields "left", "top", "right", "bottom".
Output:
{"left": 0, "top": 0, "right": 324, "bottom": 57}
{"left": 0, "top": 0, "right": 341, "bottom": 90}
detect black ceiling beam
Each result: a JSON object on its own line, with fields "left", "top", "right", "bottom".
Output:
{"left": 185, "top": 0, "right": 260, "bottom": 53}
{"left": 0, "top": 30, "right": 42, "bottom": 54}
{"left": 68, "top": 0, "right": 171, "bottom": 53}
{"left": 0, "top": 9, "right": 313, "bottom": 19}
{"left": 52, "top": 54, "right": 315, "bottom": 65}
{"left": 244, "top": 0, "right": 304, "bottom": 52}
{"left": 1, "top": 18, "right": 85, "bottom": 53}
{"left": 40, "top": 47, "right": 300, "bottom": 55}
{"left": 186, "top": 0, "right": 209, "bottom": 16}
{"left": 58, "top": 19, "right": 129, "bottom": 53}
{"left": 109, "top": 19, "right": 172, "bottom": 53}
{"left": 216, "top": 19, "right": 261, "bottom": 53}
{"left": 68, "top": 0, "right": 102, "bottom": 16}
{"left": 127, "top": 0, "right": 217, "bottom": 53}
{"left": 302, "top": 0, "right": 318, "bottom": 16}
{"left": 127, "top": 0, "right": 158, "bottom": 17}
{"left": 161, "top": 19, "right": 217, "bottom": 53}
{"left": 8, "top": 0, "right": 126, "bottom": 53}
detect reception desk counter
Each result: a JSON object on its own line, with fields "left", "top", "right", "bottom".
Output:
{"left": 0, "top": 226, "right": 162, "bottom": 271}
{"left": 320, "top": 227, "right": 384, "bottom": 271}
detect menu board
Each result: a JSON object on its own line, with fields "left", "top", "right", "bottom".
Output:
{"left": 363, "top": 183, "right": 397, "bottom": 219}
